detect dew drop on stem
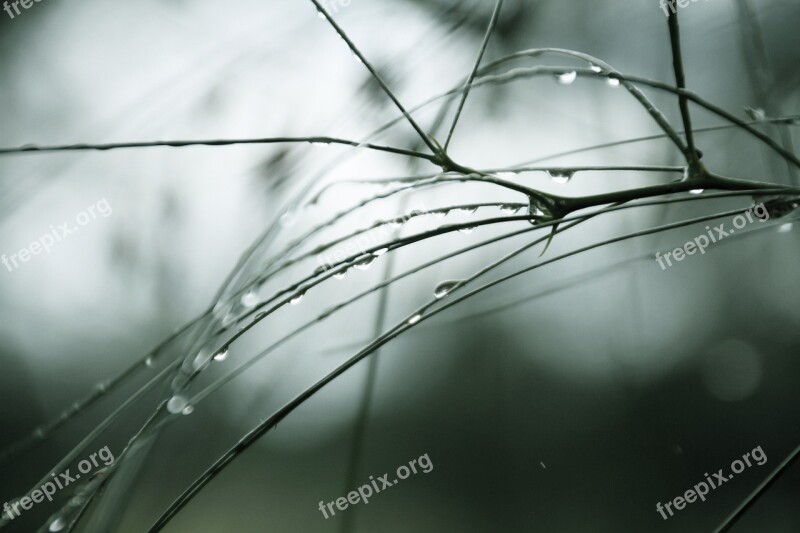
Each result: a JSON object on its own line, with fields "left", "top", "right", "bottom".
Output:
{"left": 500, "top": 204, "right": 521, "bottom": 214}
{"left": 167, "top": 395, "right": 189, "bottom": 414}
{"left": 434, "top": 280, "right": 461, "bottom": 299}
{"left": 458, "top": 226, "right": 476, "bottom": 234}
{"left": 241, "top": 290, "right": 259, "bottom": 309}
{"left": 373, "top": 247, "right": 389, "bottom": 256}
{"left": 213, "top": 349, "right": 229, "bottom": 362}
{"left": 547, "top": 170, "right": 575, "bottom": 184}
{"left": 49, "top": 517, "right": 66, "bottom": 532}
{"left": 556, "top": 71, "right": 577, "bottom": 85}
{"left": 290, "top": 291, "right": 305, "bottom": 305}
{"left": 354, "top": 255, "right": 377, "bottom": 270}
{"left": 407, "top": 313, "right": 422, "bottom": 325}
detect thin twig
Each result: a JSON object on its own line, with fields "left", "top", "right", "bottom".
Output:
{"left": 444, "top": 0, "right": 503, "bottom": 150}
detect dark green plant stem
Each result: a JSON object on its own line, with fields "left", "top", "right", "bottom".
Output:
{"left": 667, "top": 9, "right": 700, "bottom": 169}
{"left": 0, "top": 136, "right": 437, "bottom": 163}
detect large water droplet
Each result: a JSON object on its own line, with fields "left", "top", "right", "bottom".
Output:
{"left": 689, "top": 189, "right": 704, "bottom": 195}
{"left": 528, "top": 196, "right": 552, "bottom": 224}
{"left": 590, "top": 64, "right": 602, "bottom": 73}
{"left": 458, "top": 226, "right": 476, "bottom": 234}
{"left": 213, "top": 349, "right": 229, "bottom": 362}
{"left": 354, "top": 256, "right": 377, "bottom": 271}
{"left": 547, "top": 170, "right": 575, "bottom": 184}
{"left": 607, "top": 77, "right": 620, "bottom": 87}
{"left": 48, "top": 517, "right": 65, "bottom": 532}
{"left": 434, "top": 280, "right": 461, "bottom": 299}
{"left": 290, "top": 291, "right": 305, "bottom": 305}
{"left": 167, "top": 395, "right": 189, "bottom": 414}
{"left": 241, "top": 290, "right": 259, "bottom": 309}
{"left": 557, "top": 71, "right": 577, "bottom": 85}
{"left": 407, "top": 313, "right": 422, "bottom": 325}
{"left": 334, "top": 269, "right": 349, "bottom": 280}
{"left": 500, "top": 204, "right": 521, "bottom": 214}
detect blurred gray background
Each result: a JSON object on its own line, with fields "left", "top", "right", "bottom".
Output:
{"left": 1, "top": 0, "right": 799, "bottom": 531}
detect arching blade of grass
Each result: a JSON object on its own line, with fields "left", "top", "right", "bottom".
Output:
{"left": 145, "top": 201, "right": 793, "bottom": 532}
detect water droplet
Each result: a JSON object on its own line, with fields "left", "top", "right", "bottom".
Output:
{"left": 540, "top": 461, "right": 547, "bottom": 469}
{"left": 95, "top": 382, "right": 108, "bottom": 393}
{"left": 689, "top": 189, "right": 704, "bottom": 195}
{"left": 144, "top": 356, "right": 154, "bottom": 368}
{"left": 458, "top": 226, "right": 476, "bottom": 234}
{"left": 290, "top": 291, "right": 305, "bottom": 305}
{"left": 279, "top": 210, "right": 296, "bottom": 227}
{"left": 334, "top": 269, "right": 348, "bottom": 280}
{"left": 241, "top": 290, "right": 258, "bottom": 309}
{"left": 496, "top": 171, "right": 519, "bottom": 179}
{"left": 590, "top": 64, "right": 602, "bottom": 73}
{"left": 779, "top": 223, "right": 792, "bottom": 233}
{"left": 354, "top": 256, "right": 377, "bottom": 270}
{"left": 745, "top": 107, "right": 766, "bottom": 122}
{"left": 373, "top": 247, "right": 389, "bottom": 256}
{"left": 434, "top": 280, "right": 461, "bottom": 299}
{"left": 557, "top": 71, "right": 577, "bottom": 85}
{"left": 213, "top": 349, "right": 229, "bottom": 362}
{"left": 457, "top": 206, "right": 479, "bottom": 214}
{"left": 500, "top": 204, "right": 521, "bottom": 214}
{"left": 528, "top": 196, "right": 553, "bottom": 224}
{"left": 167, "top": 395, "right": 189, "bottom": 414}
{"left": 316, "top": 8, "right": 326, "bottom": 19}
{"left": 182, "top": 405, "right": 195, "bottom": 416}
{"left": 407, "top": 314, "right": 422, "bottom": 325}
{"left": 48, "top": 517, "right": 65, "bottom": 532}
{"left": 547, "top": 170, "right": 575, "bottom": 184}
{"left": 432, "top": 209, "right": 449, "bottom": 218}
{"left": 388, "top": 217, "right": 405, "bottom": 228}
{"left": 607, "top": 77, "right": 620, "bottom": 87}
